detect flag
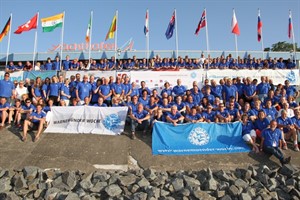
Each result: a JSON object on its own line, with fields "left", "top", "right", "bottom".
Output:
{"left": 85, "top": 14, "right": 92, "bottom": 43}
{"left": 231, "top": 10, "right": 240, "bottom": 35}
{"left": 41, "top": 13, "right": 64, "bottom": 32}
{"left": 105, "top": 15, "right": 117, "bottom": 41}
{"left": 195, "top": 9, "right": 206, "bottom": 35}
{"left": 144, "top": 10, "right": 149, "bottom": 36}
{"left": 288, "top": 11, "right": 292, "bottom": 39}
{"left": 165, "top": 11, "right": 175, "bottom": 39}
{"left": 14, "top": 14, "right": 38, "bottom": 34}
{"left": 257, "top": 10, "right": 262, "bottom": 42}
{"left": 0, "top": 17, "right": 11, "bottom": 42}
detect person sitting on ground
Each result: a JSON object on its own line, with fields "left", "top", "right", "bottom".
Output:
{"left": 166, "top": 105, "right": 184, "bottom": 126}
{"left": 22, "top": 104, "right": 46, "bottom": 142}
{"left": 129, "top": 103, "right": 150, "bottom": 140}
{"left": 0, "top": 97, "right": 13, "bottom": 129}
{"left": 215, "top": 103, "right": 230, "bottom": 123}
{"left": 94, "top": 97, "right": 107, "bottom": 107}
{"left": 185, "top": 106, "right": 204, "bottom": 123}
{"left": 260, "top": 120, "right": 291, "bottom": 165}
{"left": 241, "top": 114, "right": 259, "bottom": 153}
{"left": 254, "top": 110, "right": 270, "bottom": 139}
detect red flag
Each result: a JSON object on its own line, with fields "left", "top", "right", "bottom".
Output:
{"left": 257, "top": 10, "right": 262, "bottom": 42}
{"left": 195, "top": 9, "right": 206, "bottom": 35}
{"left": 0, "top": 17, "right": 11, "bottom": 42}
{"left": 14, "top": 14, "right": 38, "bottom": 34}
{"left": 231, "top": 10, "right": 240, "bottom": 35}
{"left": 288, "top": 11, "right": 292, "bottom": 39}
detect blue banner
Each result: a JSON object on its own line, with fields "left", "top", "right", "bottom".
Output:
{"left": 23, "top": 70, "right": 58, "bottom": 80}
{"left": 152, "top": 121, "right": 250, "bottom": 155}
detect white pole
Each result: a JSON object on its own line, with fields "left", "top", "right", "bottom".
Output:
{"left": 33, "top": 12, "right": 39, "bottom": 67}
{"left": 5, "top": 13, "right": 12, "bottom": 67}
{"left": 115, "top": 10, "right": 118, "bottom": 66}
{"left": 174, "top": 9, "right": 179, "bottom": 58}
{"left": 88, "top": 11, "right": 93, "bottom": 68}
{"left": 60, "top": 11, "right": 65, "bottom": 70}
{"left": 204, "top": 8, "right": 210, "bottom": 69}
{"left": 258, "top": 9, "right": 264, "bottom": 59}
{"left": 235, "top": 34, "right": 238, "bottom": 61}
{"left": 290, "top": 10, "right": 297, "bottom": 62}
{"left": 146, "top": 9, "right": 149, "bottom": 66}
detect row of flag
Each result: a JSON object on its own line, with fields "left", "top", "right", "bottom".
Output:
{"left": 0, "top": 9, "right": 296, "bottom": 45}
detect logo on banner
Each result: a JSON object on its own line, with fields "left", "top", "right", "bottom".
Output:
{"left": 191, "top": 72, "right": 197, "bottom": 79}
{"left": 286, "top": 70, "right": 296, "bottom": 84}
{"left": 102, "top": 114, "right": 121, "bottom": 130}
{"left": 188, "top": 127, "right": 210, "bottom": 146}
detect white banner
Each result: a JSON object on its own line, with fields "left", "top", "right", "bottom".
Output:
{"left": 206, "top": 69, "right": 299, "bottom": 85}
{"left": 130, "top": 70, "right": 206, "bottom": 93}
{"left": 64, "top": 71, "right": 116, "bottom": 80}
{"left": 45, "top": 106, "right": 128, "bottom": 135}
{"left": 0, "top": 71, "right": 24, "bottom": 82}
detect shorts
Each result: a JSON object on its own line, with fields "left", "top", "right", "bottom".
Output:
{"left": 242, "top": 130, "right": 256, "bottom": 142}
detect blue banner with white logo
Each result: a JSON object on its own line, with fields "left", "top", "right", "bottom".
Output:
{"left": 23, "top": 70, "right": 58, "bottom": 80}
{"left": 152, "top": 121, "right": 250, "bottom": 155}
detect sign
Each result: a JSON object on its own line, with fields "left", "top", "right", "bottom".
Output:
{"left": 45, "top": 106, "right": 128, "bottom": 135}
{"left": 23, "top": 70, "right": 57, "bottom": 81}
{"left": 0, "top": 71, "right": 23, "bottom": 82}
{"left": 152, "top": 121, "right": 250, "bottom": 155}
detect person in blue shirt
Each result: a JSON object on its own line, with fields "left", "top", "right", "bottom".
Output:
{"left": 70, "top": 58, "right": 80, "bottom": 70}
{"left": 129, "top": 103, "right": 150, "bottom": 140}
{"left": 185, "top": 95, "right": 197, "bottom": 115}
{"left": 241, "top": 114, "right": 259, "bottom": 153}
{"left": 227, "top": 102, "right": 241, "bottom": 122}
{"left": 42, "top": 77, "right": 50, "bottom": 100}
{"left": 99, "top": 77, "right": 112, "bottom": 106}
{"left": 22, "top": 103, "right": 46, "bottom": 142}
{"left": 62, "top": 55, "right": 71, "bottom": 71}
{"left": 6, "top": 62, "right": 15, "bottom": 73}
{"left": 52, "top": 56, "right": 61, "bottom": 71}
{"left": 0, "top": 97, "right": 13, "bottom": 128}
{"left": 203, "top": 104, "right": 216, "bottom": 122}
{"left": 60, "top": 78, "right": 71, "bottom": 106}
{"left": 157, "top": 97, "right": 171, "bottom": 122}
{"left": 145, "top": 96, "right": 158, "bottom": 122}
{"left": 48, "top": 76, "right": 61, "bottom": 105}
{"left": 107, "top": 56, "right": 116, "bottom": 70}
{"left": 123, "top": 76, "right": 132, "bottom": 98}
{"left": 260, "top": 120, "right": 291, "bottom": 165}
{"left": 130, "top": 82, "right": 139, "bottom": 97}
{"left": 89, "top": 59, "right": 99, "bottom": 70}
{"left": 76, "top": 75, "right": 92, "bottom": 105}
{"left": 284, "top": 80, "right": 298, "bottom": 99}
{"left": 243, "top": 77, "right": 257, "bottom": 103}
{"left": 277, "top": 110, "right": 298, "bottom": 151}
{"left": 111, "top": 76, "right": 125, "bottom": 99}
{"left": 93, "top": 97, "right": 107, "bottom": 107}
{"left": 138, "top": 89, "right": 150, "bottom": 106}
{"left": 172, "top": 79, "right": 186, "bottom": 97}
{"left": 0, "top": 72, "right": 16, "bottom": 103}
{"left": 216, "top": 103, "right": 230, "bottom": 123}
{"left": 31, "top": 77, "right": 43, "bottom": 105}
{"left": 166, "top": 105, "right": 184, "bottom": 126}
{"left": 254, "top": 110, "right": 270, "bottom": 138}
{"left": 44, "top": 57, "right": 53, "bottom": 70}
{"left": 185, "top": 106, "right": 203, "bottom": 123}
{"left": 210, "top": 79, "right": 223, "bottom": 100}
{"left": 256, "top": 76, "right": 270, "bottom": 103}
{"left": 223, "top": 78, "right": 238, "bottom": 104}
{"left": 286, "top": 58, "right": 296, "bottom": 69}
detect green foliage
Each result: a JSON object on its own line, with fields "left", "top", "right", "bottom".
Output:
{"left": 264, "top": 41, "right": 300, "bottom": 52}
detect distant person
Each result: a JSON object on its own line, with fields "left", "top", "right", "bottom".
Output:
{"left": 129, "top": 103, "right": 150, "bottom": 140}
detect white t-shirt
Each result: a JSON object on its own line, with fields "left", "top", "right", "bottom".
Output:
{"left": 16, "top": 86, "right": 28, "bottom": 100}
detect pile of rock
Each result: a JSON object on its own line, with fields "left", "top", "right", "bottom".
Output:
{"left": 0, "top": 164, "right": 299, "bottom": 199}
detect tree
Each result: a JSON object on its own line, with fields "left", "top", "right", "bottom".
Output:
{"left": 264, "top": 41, "right": 300, "bottom": 52}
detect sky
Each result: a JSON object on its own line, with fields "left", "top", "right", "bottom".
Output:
{"left": 0, "top": 0, "right": 299, "bottom": 54}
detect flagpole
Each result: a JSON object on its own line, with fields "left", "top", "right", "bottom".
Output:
{"left": 233, "top": 9, "right": 238, "bottom": 61}
{"left": 60, "top": 11, "right": 65, "bottom": 71}
{"left": 174, "top": 9, "right": 179, "bottom": 58}
{"left": 115, "top": 10, "right": 118, "bottom": 67}
{"left": 258, "top": 9, "right": 264, "bottom": 59}
{"left": 290, "top": 10, "right": 296, "bottom": 62}
{"left": 33, "top": 12, "right": 39, "bottom": 67}
{"left": 88, "top": 11, "right": 93, "bottom": 68}
{"left": 146, "top": 9, "right": 149, "bottom": 67}
{"left": 5, "top": 13, "right": 12, "bottom": 68}
{"left": 204, "top": 8, "right": 210, "bottom": 69}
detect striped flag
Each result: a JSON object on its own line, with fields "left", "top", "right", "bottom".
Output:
{"left": 195, "top": 9, "right": 206, "bottom": 35}
{"left": 0, "top": 17, "right": 11, "bottom": 42}
{"left": 165, "top": 11, "right": 175, "bottom": 39}
{"left": 231, "top": 10, "right": 240, "bottom": 35}
{"left": 105, "top": 15, "right": 117, "bottom": 41}
{"left": 41, "top": 13, "right": 64, "bottom": 32}
{"left": 288, "top": 11, "right": 292, "bottom": 39}
{"left": 144, "top": 10, "right": 149, "bottom": 36}
{"left": 85, "top": 14, "right": 92, "bottom": 43}
{"left": 257, "top": 10, "right": 262, "bottom": 42}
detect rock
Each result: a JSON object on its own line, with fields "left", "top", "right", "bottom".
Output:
{"left": 145, "top": 186, "right": 160, "bottom": 199}
{"left": 80, "top": 173, "right": 93, "bottom": 191}
{"left": 0, "top": 169, "right": 6, "bottom": 179}
{"left": 151, "top": 175, "right": 166, "bottom": 187}
{"left": 130, "top": 184, "right": 140, "bottom": 193}
{"left": 105, "top": 184, "right": 123, "bottom": 197}
{"left": 143, "top": 169, "right": 157, "bottom": 181}
{"left": 239, "top": 193, "right": 252, "bottom": 200}
{"left": 44, "top": 188, "right": 61, "bottom": 200}
{"left": 137, "top": 177, "right": 150, "bottom": 188}
{"left": 183, "top": 175, "right": 200, "bottom": 188}
{"left": 193, "top": 190, "right": 216, "bottom": 200}
{"left": 23, "top": 166, "right": 40, "bottom": 182}
{"left": 92, "top": 171, "right": 110, "bottom": 183}
{"left": 290, "top": 188, "right": 300, "bottom": 198}
{"left": 257, "top": 173, "right": 269, "bottom": 186}
{"left": 218, "top": 181, "right": 229, "bottom": 190}
{"left": 276, "top": 174, "right": 286, "bottom": 185}
{"left": 0, "top": 177, "right": 12, "bottom": 193}
{"left": 0, "top": 192, "right": 21, "bottom": 200}
{"left": 108, "top": 174, "right": 119, "bottom": 185}
{"left": 118, "top": 174, "right": 137, "bottom": 186}
{"left": 220, "top": 195, "right": 232, "bottom": 200}
{"left": 214, "top": 170, "right": 231, "bottom": 182}
{"left": 205, "top": 177, "right": 218, "bottom": 191}
{"left": 13, "top": 174, "right": 27, "bottom": 191}
{"left": 171, "top": 178, "right": 184, "bottom": 192}
{"left": 244, "top": 170, "right": 252, "bottom": 180}
{"left": 279, "top": 164, "right": 299, "bottom": 178}
{"left": 28, "top": 178, "right": 39, "bottom": 191}
{"left": 34, "top": 188, "right": 43, "bottom": 199}
{"left": 269, "top": 191, "right": 278, "bottom": 199}
{"left": 160, "top": 189, "right": 170, "bottom": 197}
{"left": 43, "top": 169, "right": 61, "bottom": 180}
{"left": 180, "top": 188, "right": 190, "bottom": 196}
{"left": 228, "top": 185, "right": 239, "bottom": 196}
{"left": 81, "top": 195, "right": 97, "bottom": 200}
{"left": 90, "top": 181, "right": 107, "bottom": 193}
{"left": 276, "top": 188, "right": 292, "bottom": 200}
{"left": 52, "top": 176, "right": 69, "bottom": 191}
{"left": 286, "top": 178, "right": 297, "bottom": 186}
{"left": 62, "top": 171, "right": 77, "bottom": 190}
{"left": 132, "top": 192, "right": 147, "bottom": 200}
{"left": 234, "top": 178, "right": 248, "bottom": 189}
{"left": 65, "top": 192, "right": 80, "bottom": 200}
{"left": 215, "top": 190, "right": 226, "bottom": 198}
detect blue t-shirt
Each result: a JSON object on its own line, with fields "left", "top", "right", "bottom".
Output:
{"left": 132, "top": 110, "right": 149, "bottom": 119}
{"left": 166, "top": 111, "right": 182, "bottom": 120}
{"left": 112, "top": 83, "right": 124, "bottom": 95}
{"left": 93, "top": 103, "right": 107, "bottom": 107}
{"left": 172, "top": 85, "right": 186, "bottom": 96}
{"left": 61, "top": 85, "right": 70, "bottom": 100}
{"left": 138, "top": 96, "right": 150, "bottom": 106}
{"left": 44, "top": 63, "right": 53, "bottom": 70}
{"left": 256, "top": 82, "right": 270, "bottom": 95}
{"left": 62, "top": 60, "right": 71, "bottom": 70}
{"left": 291, "top": 116, "right": 300, "bottom": 129}
{"left": 277, "top": 116, "right": 293, "bottom": 133}
{"left": 30, "top": 111, "right": 46, "bottom": 123}
{"left": 186, "top": 113, "right": 202, "bottom": 121}
{"left": 76, "top": 82, "right": 92, "bottom": 100}
{"left": 211, "top": 85, "right": 223, "bottom": 99}
{"left": 48, "top": 83, "right": 60, "bottom": 97}
{"left": 242, "top": 120, "right": 254, "bottom": 136}
{"left": 254, "top": 118, "right": 270, "bottom": 131}
{"left": 52, "top": 61, "right": 60, "bottom": 70}
{"left": 0, "top": 102, "right": 10, "bottom": 113}
{"left": 223, "top": 85, "right": 237, "bottom": 102}
{"left": 99, "top": 84, "right": 112, "bottom": 100}
{"left": 262, "top": 128, "right": 282, "bottom": 147}
{"left": 0, "top": 79, "right": 15, "bottom": 98}
{"left": 202, "top": 111, "right": 216, "bottom": 122}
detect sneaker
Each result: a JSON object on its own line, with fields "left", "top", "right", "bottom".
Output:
{"left": 131, "top": 132, "right": 136, "bottom": 140}
{"left": 282, "top": 142, "right": 288, "bottom": 150}
{"left": 294, "top": 145, "right": 299, "bottom": 152}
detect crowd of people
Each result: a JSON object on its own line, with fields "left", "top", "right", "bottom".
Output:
{"left": 0, "top": 70, "right": 299, "bottom": 165}
{"left": 4, "top": 54, "right": 297, "bottom": 72}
